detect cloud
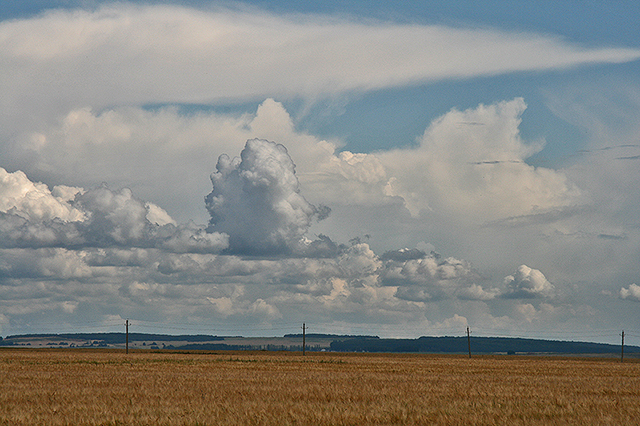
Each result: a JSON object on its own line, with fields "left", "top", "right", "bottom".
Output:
{"left": 379, "top": 98, "right": 583, "bottom": 222}
{"left": 156, "top": 222, "right": 229, "bottom": 254}
{"left": 2, "top": 3, "right": 638, "bottom": 125}
{"left": 379, "top": 248, "right": 497, "bottom": 302}
{"left": 4, "top": 99, "right": 350, "bottom": 225}
{"left": 503, "top": 265, "right": 555, "bottom": 298}
{"left": 149, "top": 242, "right": 412, "bottom": 324}
{"left": 0, "top": 91, "right": 616, "bottom": 338}
{"left": 0, "top": 168, "right": 85, "bottom": 222}
{"left": 0, "top": 0, "right": 637, "bottom": 339}
{"left": 0, "top": 168, "right": 228, "bottom": 253}
{"left": 0, "top": 248, "right": 91, "bottom": 280}
{"left": 457, "top": 284, "right": 500, "bottom": 301}
{"left": 75, "top": 185, "right": 161, "bottom": 246}
{"left": 0, "top": 15, "right": 636, "bottom": 338}
{"left": 620, "top": 284, "right": 640, "bottom": 302}
{"left": 3, "top": 97, "right": 586, "bottom": 234}
{"left": 206, "top": 138, "right": 327, "bottom": 255}
{"left": 515, "top": 303, "right": 538, "bottom": 323}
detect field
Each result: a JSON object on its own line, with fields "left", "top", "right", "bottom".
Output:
{"left": 1, "top": 349, "right": 639, "bottom": 425}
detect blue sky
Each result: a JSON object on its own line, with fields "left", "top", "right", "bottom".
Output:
{"left": 1, "top": 0, "right": 639, "bottom": 344}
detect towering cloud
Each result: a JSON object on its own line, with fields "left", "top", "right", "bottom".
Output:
{"left": 503, "top": 265, "right": 555, "bottom": 298}
{"left": 206, "top": 139, "right": 328, "bottom": 255}
{"left": 380, "top": 99, "right": 583, "bottom": 222}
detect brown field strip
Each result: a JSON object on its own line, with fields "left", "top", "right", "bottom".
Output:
{"left": 0, "top": 348, "right": 639, "bottom": 425}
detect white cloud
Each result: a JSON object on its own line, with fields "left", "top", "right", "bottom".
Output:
{"left": 434, "top": 314, "right": 469, "bottom": 330}
{"left": 2, "top": 97, "right": 586, "bottom": 234}
{"left": 503, "top": 265, "right": 555, "bottom": 298}
{"left": 2, "top": 4, "right": 638, "bottom": 122}
{"left": 207, "top": 296, "right": 235, "bottom": 318}
{"left": 379, "top": 98, "right": 583, "bottom": 222}
{"left": 206, "top": 138, "right": 326, "bottom": 255}
{"left": 457, "top": 284, "right": 500, "bottom": 301}
{"left": 515, "top": 303, "right": 538, "bottom": 323}
{"left": 145, "top": 202, "right": 176, "bottom": 227}
{"left": 35, "top": 248, "right": 92, "bottom": 279}
{"left": 84, "top": 248, "right": 152, "bottom": 268}
{"left": 0, "top": 168, "right": 229, "bottom": 253}
{"left": 157, "top": 222, "right": 229, "bottom": 254}
{"left": 620, "top": 284, "right": 640, "bottom": 302}
{"left": 0, "top": 97, "right": 624, "bottom": 338}
{"left": 250, "top": 299, "right": 282, "bottom": 320}
{"left": 5, "top": 100, "right": 347, "bottom": 224}
{"left": 378, "top": 248, "right": 498, "bottom": 302}
{"left": 60, "top": 300, "right": 79, "bottom": 314}
{"left": 0, "top": 248, "right": 90, "bottom": 280}
{"left": 0, "top": 168, "right": 85, "bottom": 222}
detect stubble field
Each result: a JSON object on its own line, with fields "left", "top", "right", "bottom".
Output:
{"left": 0, "top": 348, "right": 639, "bottom": 425}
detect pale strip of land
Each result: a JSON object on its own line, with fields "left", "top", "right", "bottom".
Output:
{"left": 1, "top": 348, "right": 639, "bottom": 425}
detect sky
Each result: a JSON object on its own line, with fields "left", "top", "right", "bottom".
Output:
{"left": 1, "top": 0, "right": 640, "bottom": 345}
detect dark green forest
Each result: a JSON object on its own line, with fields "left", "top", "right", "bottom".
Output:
{"left": 1, "top": 333, "right": 637, "bottom": 355}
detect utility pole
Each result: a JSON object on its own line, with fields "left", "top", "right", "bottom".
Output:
{"left": 302, "top": 323, "right": 307, "bottom": 356}
{"left": 125, "top": 319, "right": 129, "bottom": 354}
{"left": 467, "top": 326, "right": 471, "bottom": 358}
{"left": 621, "top": 330, "right": 625, "bottom": 363}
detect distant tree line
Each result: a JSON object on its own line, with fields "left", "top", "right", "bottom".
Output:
{"left": 284, "top": 333, "right": 379, "bottom": 339}
{"left": 330, "top": 336, "right": 640, "bottom": 354}
{"left": 0, "top": 333, "right": 225, "bottom": 345}
{"left": 2, "top": 333, "right": 638, "bottom": 355}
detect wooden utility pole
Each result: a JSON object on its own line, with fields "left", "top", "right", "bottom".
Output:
{"left": 302, "top": 323, "right": 307, "bottom": 356}
{"left": 621, "top": 330, "right": 625, "bottom": 363}
{"left": 467, "top": 327, "right": 471, "bottom": 358}
{"left": 125, "top": 319, "right": 129, "bottom": 354}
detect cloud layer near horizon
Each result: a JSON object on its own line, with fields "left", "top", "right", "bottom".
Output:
{"left": 0, "top": 155, "right": 560, "bottom": 336}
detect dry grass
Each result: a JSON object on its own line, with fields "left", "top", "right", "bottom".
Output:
{"left": 1, "top": 348, "right": 639, "bottom": 425}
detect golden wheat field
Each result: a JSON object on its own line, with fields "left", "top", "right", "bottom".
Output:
{"left": 0, "top": 348, "right": 639, "bottom": 425}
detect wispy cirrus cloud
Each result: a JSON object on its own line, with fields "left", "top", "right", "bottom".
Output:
{"left": 1, "top": 3, "right": 639, "bottom": 122}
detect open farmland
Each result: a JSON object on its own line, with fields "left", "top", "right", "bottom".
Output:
{"left": 1, "top": 349, "right": 639, "bottom": 425}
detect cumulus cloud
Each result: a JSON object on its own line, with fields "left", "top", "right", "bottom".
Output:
{"left": 0, "top": 6, "right": 635, "bottom": 232}
{"left": 156, "top": 222, "right": 229, "bottom": 254}
{"left": 3, "top": 98, "right": 380, "bottom": 225}
{"left": 0, "top": 116, "right": 589, "bottom": 337}
{"left": 206, "top": 139, "right": 328, "bottom": 255}
{"left": 503, "top": 265, "right": 555, "bottom": 298}
{"left": 0, "top": 168, "right": 228, "bottom": 253}
{"left": 75, "top": 185, "right": 159, "bottom": 246}
{"left": 0, "top": 168, "right": 85, "bottom": 222}
{"left": 620, "top": 284, "right": 640, "bottom": 302}
{"left": 379, "top": 248, "right": 496, "bottom": 301}
{"left": 515, "top": 303, "right": 538, "bottom": 323}
{"left": 379, "top": 98, "right": 583, "bottom": 222}
{"left": 457, "top": 284, "right": 500, "bottom": 301}
{"left": 0, "top": 248, "right": 91, "bottom": 280}
{"left": 3, "top": 97, "right": 585, "bottom": 235}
